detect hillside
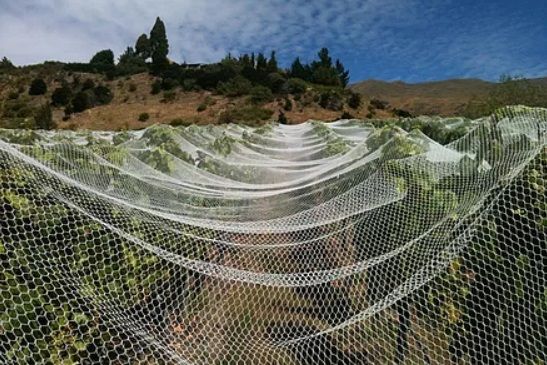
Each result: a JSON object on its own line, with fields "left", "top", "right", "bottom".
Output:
{"left": 0, "top": 63, "right": 395, "bottom": 131}
{"left": 350, "top": 77, "right": 547, "bottom": 116}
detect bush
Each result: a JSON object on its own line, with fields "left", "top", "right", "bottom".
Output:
{"left": 340, "top": 111, "right": 355, "bottom": 119}
{"left": 370, "top": 98, "right": 388, "bottom": 110}
{"left": 319, "top": 90, "right": 344, "bottom": 111}
{"left": 161, "top": 90, "right": 176, "bottom": 103}
{"left": 277, "top": 111, "right": 288, "bottom": 124}
{"left": 170, "top": 118, "right": 192, "bottom": 127}
{"left": 72, "top": 91, "right": 94, "bottom": 113}
{"left": 138, "top": 112, "right": 150, "bottom": 122}
{"left": 218, "top": 106, "right": 274, "bottom": 125}
{"left": 161, "top": 78, "right": 178, "bottom": 90}
{"left": 248, "top": 85, "right": 274, "bottom": 104}
{"left": 128, "top": 83, "right": 137, "bottom": 92}
{"left": 197, "top": 103, "right": 207, "bottom": 112}
{"left": 347, "top": 92, "right": 362, "bottom": 109}
{"left": 8, "top": 91, "right": 19, "bottom": 100}
{"left": 51, "top": 86, "right": 72, "bottom": 106}
{"left": 393, "top": 108, "right": 412, "bottom": 118}
{"left": 2, "top": 99, "right": 35, "bottom": 118}
{"left": 217, "top": 76, "right": 252, "bottom": 97}
{"left": 267, "top": 72, "right": 286, "bottom": 93}
{"left": 90, "top": 49, "right": 115, "bottom": 66}
{"left": 283, "top": 98, "right": 293, "bottom": 111}
{"left": 93, "top": 85, "right": 113, "bottom": 105}
{"left": 29, "top": 78, "right": 47, "bottom": 95}
{"left": 82, "top": 78, "right": 96, "bottom": 90}
{"left": 287, "top": 78, "right": 308, "bottom": 94}
{"left": 34, "top": 104, "right": 56, "bottom": 130}
{"left": 151, "top": 80, "right": 162, "bottom": 95}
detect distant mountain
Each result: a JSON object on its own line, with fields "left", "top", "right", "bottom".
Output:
{"left": 350, "top": 77, "right": 547, "bottom": 116}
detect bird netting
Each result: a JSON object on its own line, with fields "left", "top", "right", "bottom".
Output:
{"left": 0, "top": 106, "right": 545, "bottom": 364}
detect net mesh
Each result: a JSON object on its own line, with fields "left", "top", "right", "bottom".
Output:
{"left": 0, "top": 106, "right": 545, "bottom": 364}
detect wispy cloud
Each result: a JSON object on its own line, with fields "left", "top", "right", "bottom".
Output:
{"left": 0, "top": 0, "right": 545, "bottom": 82}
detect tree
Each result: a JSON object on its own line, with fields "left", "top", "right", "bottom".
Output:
{"left": 29, "top": 78, "right": 47, "bottom": 95}
{"left": 266, "top": 51, "right": 278, "bottom": 73}
{"left": 90, "top": 49, "right": 114, "bottom": 66}
{"left": 149, "top": 17, "right": 169, "bottom": 69}
{"left": 34, "top": 104, "right": 55, "bottom": 130}
{"left": 289, "top": 57, "right": 310, "bottom": 81}
{"left": 256, "top": 53, "right": 267, "bottom": 72}
{"left": 51, "top": 86, "right": 72, "bottom": 106}
{"left": 118, "top": 47, "right": 147, "bottom": 75}
{"left": 0, "top": 56, "right": 15, "bottom": 70}
{"left": 135, "top": 34, "right": 151, "bottom": 59}
{"left": 335, "top": 59, "right": 350, "bottom": 87}
{"left": 72, "top": 91, "right": 94, "bottom": 113}
{"left": 316, "top": 48, "right": 332, "bottom": 68}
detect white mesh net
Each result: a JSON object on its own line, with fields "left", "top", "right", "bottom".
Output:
{"left": 0, "top": 106, "right": 545, "bottom": 364}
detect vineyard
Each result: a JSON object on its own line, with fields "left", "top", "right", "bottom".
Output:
{"left": 0, "top": 106, "right": 545, "bottom": 364}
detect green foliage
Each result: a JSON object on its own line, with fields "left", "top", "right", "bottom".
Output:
{"left": 71, "top": 90, "right": 94, "bottom": 113}
{"left": 217, "top": 76, "right": 253, "bottom": 97}
{"left": 93, "top": 85, "right": 113, "bottom": 105}
{"left": 29, "top": 78, "right": 47, "bottom": 95}
{"left": 464, "top": 75, "right": 547, "bottom": 118}
{"left": 169, "top": 118, "right": 192, "bottom": 127}
{"left": 0, "top": 56, "right": 16, "bottom": 70}
{"left": 319, "top": 89, "right": 344, "bottom": 111}
{"left": 90, "top": 49, "right": 115, "bottom": 67}
{"left": 149, "top": 17, "right": 169, "bottom": 70}
{"left": 277, "top": 110, "right": 288, "bottom": 124}
{"left": 151, "top": 80, "right": 162, "bottom": 94}
{"left": 248, "top": 85, "right": 274, "bottom": 104}
{"left": 161, "top": 90, "right": 177, "bottom": 103}
{"left": 197, "top": 103, "right": 207, "bottom": 112}
{"left": 135, "top": 34, "right": 151, "bottom": 59}
{"left": 117, "top": 47, "right": 148, "bottom": 75}
{"left": 51, "top": 86, "right": 72, "bottom": 106}
{"left": 283, "top": 98, "right": 293, "bottom": 111}
{"left": 218, "top": 106, "right": 274, "bottom": 125}
{"left": 138, "top": 112, "right": 150, "bottom": 122}
{"left": 347, "top": 92, "right": 362, "bottom": 109}
{"left": 287, "top": 78, "right": 308, "bottom": 94}
{"left": 34, "top": 104, "right": 55, "bottom": 130}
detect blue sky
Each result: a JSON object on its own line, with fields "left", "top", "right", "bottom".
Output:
{"left": 1, "top": 0, "right": 546, "bottom": 83}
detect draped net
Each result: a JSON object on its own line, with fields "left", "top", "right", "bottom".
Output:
{"left": 0, "top": 106, "right": 545, "bottom": 364}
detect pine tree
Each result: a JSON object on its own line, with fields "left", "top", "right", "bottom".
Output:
{"left": 256, "top": 53, "right": 267, "bottom": 72}
{"left": 289, "top": 57, "right": 310, "bottom": 81}
{"left": 335, "top": 59, "right": 350, "bottom": 87}
{"left": 149, "top": 17, "right": 169, "bottom": 69}
{"left": 266, "top": 51, "right": 278, "bottom": 73}
{"left": 317, "top": 48, "right": 332, "bottom": 68}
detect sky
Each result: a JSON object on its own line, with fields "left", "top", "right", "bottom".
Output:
{"left": 1, "top": 0, "right": 546, "bottom": 83}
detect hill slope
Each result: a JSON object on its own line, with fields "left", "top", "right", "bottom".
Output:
{"left": 350, "top": 77, "right": 547, "bottom": 116}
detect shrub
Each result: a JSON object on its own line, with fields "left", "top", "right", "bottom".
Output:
{"left": 128, "top": 83, "right": 137, "bottom": 92}
{"left": 8, "top": 91, "right": 19, "bottom": 100}
{"left": 51, "top": 86, "right": 72, "bottom": 106}
{"left": 161, "top": 77, "right": 178, "bottom": 90}
{"left": 393, "top": 108, "right": 412, "bottom": 118}
{"left": 138, "top": 112, "right": 150, "bottom": 122}
{"left": 319, "top": 90, "right": 344, "bottom": 111}
{"left": 217, "top": 76, "right": 252, "bottom": 97}
{"left": 218, "top": 106, "right": 274, "bottom": 125}
{"left": 72, "top": 91, "right": 94, "bottom": 113}
{"left": 82, "top": 78, "right": 96, "bottom": 90}
{"left": 370, "top": 98, "right": 388, "bottom": 110}
{"left": 2, "top": 99, "right": 35, "bottom": 118}
{"left": 90, "top": 49, "right": 115, "bottom": 66}
{"left": 340, "top": 111, "right": 355, "bottom": 119}
{"left": 267, "top": 72, "right": 286, "bottom": 93}
{"left": 34, "top": 104, "right": 56, "bottom": 130}
{"left": 151, "top": 80, "right": 162, "bottom": 95}
{"left": 93, "top": 85, "right": 113, "bottom": 105}
{"left": 248, "top": 85, "right": 274, "bottom": 104}
{"left": 170, "top": 118, "right": 192, "bottom": 127}
{"left": 287, "top": 78, "right": 307, "bottom": 94}
{"left": 347, "top": 92, "right": 362, "bottom": 109}
{"left": 29, "top": 78, "right": 47, "bottom": 95}
{"left": 277, "top": 111, "right": 288, "bottom": 124}
{"left": 283, "top": 98, "right": 293, "bottom": 111}
{"left": 161, "top": 90, "right": 176, "bottom": 103}
{"left": 197, "top": 103, "right": 207, "bottom": 112}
